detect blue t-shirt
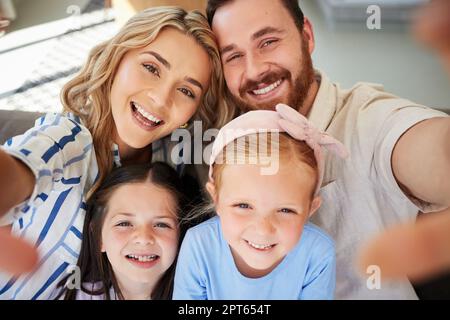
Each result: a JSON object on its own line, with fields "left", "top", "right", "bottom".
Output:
{"left": 173, "top": 216, "right": 336, "bottom": 300}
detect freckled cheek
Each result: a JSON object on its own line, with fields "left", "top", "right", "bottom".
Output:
{"left": 157, "top": 232, "right": 179, "bottom": 261}
{"left": 221, "top": 214, "right": 246, "bottom": 241}
{"left": 103, "top": 230, "right": 132, "bottom": 254}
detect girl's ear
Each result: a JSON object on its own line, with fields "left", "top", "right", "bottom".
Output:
{"left": 308, "top": 196, "right": 322, "bottom": 218}
{"left": 205, "top": 180, "right": 218, "bottom": 205}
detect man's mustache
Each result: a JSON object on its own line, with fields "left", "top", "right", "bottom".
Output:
{"left": 239, "top": 69, "right": 291, "bottom": 97}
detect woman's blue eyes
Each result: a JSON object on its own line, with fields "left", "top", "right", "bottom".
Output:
{"left": 235, "top": 203, "right": 250, "bottom": 209}
{"left": 279, "top": 208, "right": 296, "bottom": 214}
{"left": 142, "top": 64, "right": 195, "bottom": 100}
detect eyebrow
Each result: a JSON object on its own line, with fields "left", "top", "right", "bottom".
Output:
{"left": 185, "top": 77, "right": 204, "bottom": 92}
{"left": 251, "top": 26, "right": 284, "bottom": 41}
{"left": 113, "top": 213, "right": 177, "bottom": 220}
{"left": 141, "top": 51, "right": 171, "bottom": 69}
{"left": 220, "top": 26, "right": 284, "bottom": 56}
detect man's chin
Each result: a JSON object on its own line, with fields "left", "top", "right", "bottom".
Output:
{"left": 240, "top": 97, "right": 287, "bottom": 112}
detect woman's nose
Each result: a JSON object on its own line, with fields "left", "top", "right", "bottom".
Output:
{"left": 146, "top": 85, "right": 172, "bottom": 110}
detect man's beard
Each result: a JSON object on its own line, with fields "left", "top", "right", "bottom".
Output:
{"left": 228, "top": 39, "right": 315, "bottom": 113}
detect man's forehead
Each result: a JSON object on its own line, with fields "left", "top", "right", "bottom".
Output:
{"left": 212, "top": 0, "right": 290, "bottom": 45}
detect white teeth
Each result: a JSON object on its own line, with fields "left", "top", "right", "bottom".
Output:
{"left": 252, "top": 79, "right": 282, "bottom": 96}
{"left": 246, "top": 240, "right": 274, "bottom": 250}
{"left": 133, "top": 103, "right": 162, "bottom": 124}
{"left": 127, "top": 254, "right": 158, "bottom": 262}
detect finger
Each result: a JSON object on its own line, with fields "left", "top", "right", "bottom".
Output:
{"left": 357, "top": 210, "right": 450, "bottom": 282}
{"left": 0, "top": 230, "right": 39, "bottom": 275}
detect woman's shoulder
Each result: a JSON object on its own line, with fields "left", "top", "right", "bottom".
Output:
{"left": 33, "top": 112, "right": 89, "bottom": 132}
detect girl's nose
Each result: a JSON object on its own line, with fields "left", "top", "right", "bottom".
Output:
{"left": 134, "top": 226, "right": 156, "bottom": 245}
{"left": 253, "top": 215, "right": 276, "bottom": 236}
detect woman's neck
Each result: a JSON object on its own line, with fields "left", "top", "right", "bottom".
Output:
{"left": 116, "top": 142, "right": 152, "bottom": 166}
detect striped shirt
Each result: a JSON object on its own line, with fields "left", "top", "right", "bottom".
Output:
{"left": 0, "top": 113, "right": 184, "bottom": 299}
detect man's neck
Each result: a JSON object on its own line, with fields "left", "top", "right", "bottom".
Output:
{"left": 298, "top": 78, "right": 320, "bottom": 117}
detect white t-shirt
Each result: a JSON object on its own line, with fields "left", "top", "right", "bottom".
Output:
{"left": 308, "top": 71, "right": 448, "bottom": 299}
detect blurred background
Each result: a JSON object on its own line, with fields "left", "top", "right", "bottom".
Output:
{"left": 0, "top": 0, "right": 449, "bottom": 114}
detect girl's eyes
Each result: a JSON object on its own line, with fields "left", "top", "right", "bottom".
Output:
{"left": 142, "top": 63, "right": 160, "bottom": 77}
{"left": 116, "top": 221, "right": 132, "bottom": 227}
{"left": 154, "top": 222, "right": 172, "bottom": 229}
{"left": 279, "top": 208, "right": 297, "bottom": 215}
{"left": 115, "top": 221, "right": 174, "bottom": 229}
{"left": 234, "top": 203, "right": 251, "bottom": 210}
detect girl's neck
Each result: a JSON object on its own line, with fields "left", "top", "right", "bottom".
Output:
{"left": 116, "top": 277, "right": 155, "bottom": 300}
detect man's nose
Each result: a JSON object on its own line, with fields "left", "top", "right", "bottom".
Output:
{"left": 244, "top": 53, "right": 270, "bottom": 83}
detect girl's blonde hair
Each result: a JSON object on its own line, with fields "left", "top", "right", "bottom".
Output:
{"left": 187, "top": 132, "right": 319, "bottom": 221}
{"left": 212, "top": 132, "right": 318, "bottom": 196}
{"left": 61, "top": 6, "right": 234, "bottom": 198}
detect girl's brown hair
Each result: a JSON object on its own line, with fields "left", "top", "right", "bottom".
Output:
{"left": 55, "top": 162, "right": 191, "bottom": 300}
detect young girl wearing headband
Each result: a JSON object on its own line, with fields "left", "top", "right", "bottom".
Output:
{"left": 173, "top": 104, "right": 348, "bottom": 300}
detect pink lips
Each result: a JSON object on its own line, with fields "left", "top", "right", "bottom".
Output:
{"left": 130, "top": 102, "right": 164, "bottom": 132}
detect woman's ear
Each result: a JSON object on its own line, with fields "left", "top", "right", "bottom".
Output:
{"left": 308, "top": 196, "right": 322, "bottom": 218}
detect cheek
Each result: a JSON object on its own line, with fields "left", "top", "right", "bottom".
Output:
{"left": 171, "top": 100, "right": 198, "bottom": 125}
{"left": 158, "top": 231, "right": 179, "bottom": 261}
{"left": 224, "top": 67, "right": 241, "bottom": 94}
{"left": 280, "top": 220, "right": 304, "bottom": 249}
{"left": 111, "top": 64, "right": 142, "bottom": 103}
{"left": 220, "top": 212, "right": 244, "bottom": 241}
{"left": 102, "top": 229, "right": 130, "bottom": 254}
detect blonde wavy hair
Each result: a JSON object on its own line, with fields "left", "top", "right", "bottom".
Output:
{"left": 61, "top": 6, "right": 236, "bottom": 198}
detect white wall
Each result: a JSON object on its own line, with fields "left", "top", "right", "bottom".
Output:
{"left": 302, "top": 0, "right": 450, "bottom": 111}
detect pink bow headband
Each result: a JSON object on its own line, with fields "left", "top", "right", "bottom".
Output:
{"left": 208, "top": 104, "right": 349, "bottom": 195}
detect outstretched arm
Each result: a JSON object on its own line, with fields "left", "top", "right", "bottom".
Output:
{"left": 392, "top": 117, "right": 450, "bottom": 208}
{"left": 0, "top": 149, "right": 37, "bottom": 274}
{"left": 359, "top": 0, "right": 450, "bottom": 281}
